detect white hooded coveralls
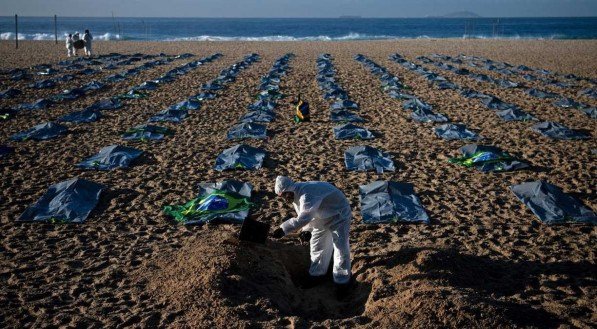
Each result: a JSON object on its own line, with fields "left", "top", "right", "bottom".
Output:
{"left": 83, "top": 32, "right": 93, "bottom": 56}
{"left": 66, "top": 36, "right": 74, "bottom": 57}
{"left": 276, "top": 177, "right": 352, "bottom": 284}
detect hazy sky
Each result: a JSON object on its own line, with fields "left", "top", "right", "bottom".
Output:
{"left": 1, "top": 0, "right": 597, "bottom": 18}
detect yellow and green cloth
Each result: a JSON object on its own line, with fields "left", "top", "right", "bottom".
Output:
{"left": 294, "top": 99, "right": 310, "bottom": 123}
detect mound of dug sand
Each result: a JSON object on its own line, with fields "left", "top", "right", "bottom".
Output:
{"left": 358, "top": 248, "right": 566, "bottom": 328}
{"left": 140, "top": 231, "right": 565, "bottom": 328}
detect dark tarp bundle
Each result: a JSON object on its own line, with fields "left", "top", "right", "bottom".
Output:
{"left": 526, "top": 88, "right": 559, "bottom": 99}
{"left": 58, "top": 108, "right": 101, "bottom": 123}
{"left": 331, "top": 100, "right": 360, "bottom": 111}
{"left": 163, "top": 180, "right": 253, "bottom": 225}
{"left": 202, "top": 82, "right": 224, "bottom": 91}
{"left": 1, "top": 108, "right": 16, "bottom": 120}
{"left": 553, "top": 98, "right": 582, "bottom": 109}
{"left": 134, "top": 81, "right": 160, "bottom": 91}
{"left": 0, "top": 88, "right": 22, "bottom": 99}
{"left": 480, "top": 96, "right": 516, "bottom": 111}
{"left": 411, "top": 108, "right": 449, "bottom": 123}
{"left": 359, "top": 181, "right": 430, "bottom": 224}
{"left": 54, "top": 88, "right": 86, "bottom": 101}
{"left": 471, "top": 74, "right": 493, "bottom": 83}
{"left": 175, "top": 53, "right": 194, "bottom": 59}
{"left": 88, "top": 98, "right": 123, "bottom": 111}
{"left": 149, "top": 109, "right": 188, "bottom": 123}
{"left": 105, "top": 73, "right": 126, "bottom": 83}
{"left": 122, "top": 125, "right": 173, "bottom": 141}
{"left": 77, "top": 68, "right": 97, "bottom": 75}
{"left": 460, "top": 89, "right": 488, "bottom": 99}
{"left": 549, "top": 81, "right": 574, "bottom": 89}
{"left": 258, "top": 89, "right": 284, "bottom": 101}
{"left": 403, "top": 98, "right": 433, "bottom": 111}
{"left": 193, "top": 92, "right": 217, "bottom": 101}
{"left": 36, "top": 68, "right": 59, "bottom": 75}
{"left": 153, "top": 75, "right": 176, "bottom": 84}
{"left": 29, "top": 79, "right": 56, "bottom": 89}
{"left": 387, "top": 90, "right": 415, "bottom": 100}
{"left": 11, "top": 71, "right": 31, "bottom": 81}
{"left": 11, "top": 122, "right": 67, "bottom": 141}
{"left": 170, "top": 99, "right": 201, "bottom": 111}
{"left": 227, "top": 122, "right": 267, "bottom": 140}
{"left": 240, "top": 110, "right": 275, "bottom": 123}
{"left": 248, "top": 100, "right": 276, "bottom": 112}
{"left": 63, "top": 63, "right": 84, "bottom": 70}
{"left": 117, "top": 89, "right": 148, "bottom": 100}
{"left": 434, "top": 124, "right": 480, "bottom": 141}
{"left": 581, "top": 107, "right": 596, "bottom": 119}
{"left": 330, "top": 110, "right": 365, "bottom": 123}
{"left": 495, "top": 79, "right": 519, "bottom": 88}
{"left": 260, "top": 83, "right": 280, "bottom": 92}
{"left": 578, "top": 88, "right": 596, "bottom": 99}
{"left": 510, "top": 180, "right": 596, "bottom": 224}
{"left": 323, "top": 88, "right": 348, "bottom": 101}
{"left": 262, "top": 75, "right": 281, "bottom": 84}
{"left": 333, "top": 123, "right": 375, "bottom": 140}
{"left": 81, "top": 81, "right": 106, "bottom": 92}
{"left": 214, "top": 144, "right": 266, "bottom": 171}
{"left": 0, "top": 145, "right": 14, "bottom": 158}
{"left": 435, "top": 81, "right": 460, "bottom": 90}
{"left": 496, "top": 108, "right": 537, "bottom": 121}
{"left": 531, "top": 121, "right": 589, "bottom": 140}
{"left": 423, "top": 73, "right": 447, "bottom": 82}
{"left": 345, "top": 145, "right": 395, "bottom": 173}
{"left": 517, "top": 65, "right": 532, "bottom": 71}
{"left": 123, "top": 68, "right": 141, "bottom": 77}
{"left": 453, "top": 68, "right": 470, "bottom": 75}
{"left": 18, "top": 178, "right": 105, "bottom": 223}
{"left": 381, "top": 79, "right": 405, "bottom": 92}
{"left": 77, "top": 145, "right": 143, "bottom": 171}
{"left": 18, "top": 98, "right": 54, "bottom": 110}
{"left": 449, "top": 144, "right": 529, "bottom": 172}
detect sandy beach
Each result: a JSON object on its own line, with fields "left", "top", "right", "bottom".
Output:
{"left": 0, "top": 39, "right": 595, "bottom": 328}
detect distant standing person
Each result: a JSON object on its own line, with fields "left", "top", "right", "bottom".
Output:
{"left": 65, "top": 34, "right": 74, "bottom": 57}
{"left": 83, "top": 30, "right": 93, "bottom": 57}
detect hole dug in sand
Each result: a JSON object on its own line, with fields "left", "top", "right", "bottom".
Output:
{"left": 222, "top": 241, "right": 372, "bottom": 321}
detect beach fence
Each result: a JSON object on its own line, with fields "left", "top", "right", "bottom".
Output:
{"left": 14, "top": 14, "right": 18, "bottom": 49}
{"left": 10, "top": 14, "right": 87, "bottom": 49}
{"left": 12, "top": 14, "right": 59, "bottom": 48}
{"left": 8, "top": 13, "right": 128, "bottom": 49}
{"left": 54, "top": 15, "right": 58, "bottom": 44}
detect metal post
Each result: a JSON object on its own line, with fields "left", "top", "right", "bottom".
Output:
{"left": 54, "top": 15, "right": 58, "bottom": 44}
{"left": 15, "top": 14, "right": 18, "bottom": 49}
{"left": 112, "top": 11, "right": 116, "bottom": 35}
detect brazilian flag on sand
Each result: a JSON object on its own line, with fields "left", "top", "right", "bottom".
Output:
{"left": 163, "top": 189, "right": 252, "bottom": 224}
{"left": 294, "top": 98, "right": 310, "bottom": 123}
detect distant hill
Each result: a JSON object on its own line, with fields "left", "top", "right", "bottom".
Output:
{"left": 430, "top": 11, "right": 482, "bottom": 18}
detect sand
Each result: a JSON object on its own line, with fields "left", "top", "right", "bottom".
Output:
{"left": 0, "top": 39, "right": 595, "bottom": 328}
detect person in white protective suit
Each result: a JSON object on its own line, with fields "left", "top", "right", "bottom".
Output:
{"left": 271, "top": 176, "right": 353, "bottom": 298}
{"left": 66, "top": 34, "right": 74, "bottom": 57}
{"left": 83, "top": 30, "right": 93, "bottom": 57}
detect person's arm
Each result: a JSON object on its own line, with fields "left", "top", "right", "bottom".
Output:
{"left": 280, "top": 194, "right": 322, "bottom": 234}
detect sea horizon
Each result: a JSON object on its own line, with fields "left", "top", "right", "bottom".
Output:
{"left": 1, "top": 16, "right": 596, "bottom": 41}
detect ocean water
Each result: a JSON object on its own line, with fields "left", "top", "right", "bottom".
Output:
{"left": 0, "top": 17, "right": 595, "bottom": 41}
